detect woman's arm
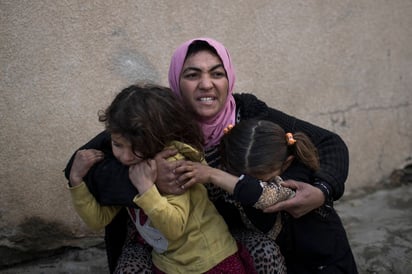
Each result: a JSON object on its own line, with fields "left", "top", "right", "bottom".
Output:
{"left": 235, "top": 93, "right": 349, "bottom": 218}
{"left": 235, "top": 93, "right": 349, "bottom": 200}
{"left": 265, "top": 107, "right": 349, "bottom": 199}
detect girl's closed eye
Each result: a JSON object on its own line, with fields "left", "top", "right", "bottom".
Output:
{"left": 112, "top": 140, "right": 122, "bottom": 148}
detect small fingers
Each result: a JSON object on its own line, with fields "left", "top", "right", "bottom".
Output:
{"left": 175, "top": 175, "right": 196, "bottom": 191}
{"left": 175, "top": 163, "right": 194, "bottom": 175}
{"left": 180, "top": 177, "right": 198, "bottom": 190}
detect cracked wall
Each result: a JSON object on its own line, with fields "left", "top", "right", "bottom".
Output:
{"left": 1, "top": 0, "right": 411, "bottom": 266}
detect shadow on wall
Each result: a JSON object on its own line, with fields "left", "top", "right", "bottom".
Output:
{"left": 110, "top": 48, "right": 160, "bottom": 83}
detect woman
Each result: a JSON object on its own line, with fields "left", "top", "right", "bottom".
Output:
{"left": 64, "top": 38, "right": 349, "bottom": 273}
{"left": 166, "top": 38, "right": 347, "bottom": 216}
{"left": 163, "top": 38, "right": 353, "bottom": 273}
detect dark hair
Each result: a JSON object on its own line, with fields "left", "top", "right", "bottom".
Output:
{"left": 186, "top": 40, "right": 219, "bottom": 60}
{"left": 99, "top": 83, "right": 204, "bottom": 159}
{"left": 220, "top": 119, "right": 319, "bottom": 178}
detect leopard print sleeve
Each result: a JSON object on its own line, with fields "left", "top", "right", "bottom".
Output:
{"left": 253, "top": 176, "right": 295, "bottom": 210}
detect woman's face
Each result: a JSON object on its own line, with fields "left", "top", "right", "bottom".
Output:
{"left": 179, "top": 50, "right": 229, "bottom": 121}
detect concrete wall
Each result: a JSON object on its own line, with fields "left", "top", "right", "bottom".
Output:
{"left": 1, "top": 0, "right": 411, "bottom": 264}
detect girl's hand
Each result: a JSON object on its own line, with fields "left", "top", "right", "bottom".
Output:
{"left": 263, "top": 180, "right": 325, "bottom": 218}
{"left": 129, "top": 159, "right": 157, "bottom": 194}
{"left": 69, "top": 149, "right": 104, "bottom": 186}
{"left": 175, "top": 162, "right": 239, "bottom": 194}
{"left": 175, "top": 161, "right": 212, "bottom": 188}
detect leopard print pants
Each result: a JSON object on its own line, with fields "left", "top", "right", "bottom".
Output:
{"left": 114, "top": 221, "right": 286, "bottom": 274}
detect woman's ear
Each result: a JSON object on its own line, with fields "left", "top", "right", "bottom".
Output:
{"left": 281, "top": 155, "right": 295, "bottom": 173}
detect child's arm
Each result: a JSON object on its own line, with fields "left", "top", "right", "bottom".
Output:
{"left": 171, "top": 161, "right": 239, "bottom": 194}
{"left": 171, "top": 162, "right": 295, "bottom": 209}
{"left": 252, "top": 176, "right": 295, "bottom": 209}
{"left": 231, "top": 175, "right": 295, "bottom": 209}
{"left": 68, "top": 149, "right": 121, "bottom": 230}
{"left": 69, "top": 183, "right": 122, "bottom": 230}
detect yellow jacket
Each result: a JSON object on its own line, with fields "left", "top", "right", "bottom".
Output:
{"left": 69, "top": 141, "right": 237, "bottom": 273}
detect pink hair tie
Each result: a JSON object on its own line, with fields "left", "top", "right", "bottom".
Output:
{"left": 285, "top": 133, "right": 296, "bottom": 145}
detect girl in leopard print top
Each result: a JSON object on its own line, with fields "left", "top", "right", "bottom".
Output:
{"left": 219, "top": 119, "right": 358, "bottom": 273}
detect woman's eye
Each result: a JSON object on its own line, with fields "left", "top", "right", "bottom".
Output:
{"left": 183, "top": 73, "right": 198, "bottom": 79}
{"left": 212, "top": 71, "right": 226, "bottom": 78}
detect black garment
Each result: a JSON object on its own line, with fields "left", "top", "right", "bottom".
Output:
{"left": 277, "top": 210, "right": 358, "bottom": 274}
{"left": 65, "top": 131, "right": 138, "bottom": 206}
{"left": 64, "top": 93, "right": 350, "bottom": 272}
{"left": 104, "top": 208, "right": 128, "bottom": 273}
{"left": 232, "top": 170, "right": 357, "bottom": 273}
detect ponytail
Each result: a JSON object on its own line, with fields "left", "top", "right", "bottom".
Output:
{"left": 287, "top": 132, "right": 320, "bottom": 171}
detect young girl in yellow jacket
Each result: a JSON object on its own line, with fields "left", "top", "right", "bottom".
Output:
{"left": 68, "top": 84, "right": 256, "bottom": 274}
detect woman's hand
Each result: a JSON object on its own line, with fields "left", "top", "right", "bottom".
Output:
{"left": 263, "top": 180, "right": 325, "bottom": 218}
{"left": 69, "top": 149, "right": 104, "bottom": 186}
{"left": 129, "top": 159, "right": 157, "bottom": 194}
{"left": 154, "top": 148, "right": 186, "bottom": 195}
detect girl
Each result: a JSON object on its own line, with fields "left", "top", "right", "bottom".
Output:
{"left": 68, "top": 84, "right": 255, "bottom": 274}
{"left": 218, "top": 119, "right": 358, "bottom": 273}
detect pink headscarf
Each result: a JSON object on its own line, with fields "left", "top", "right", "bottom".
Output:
{"left": 168, "top": 37, "right": 236, "bottom": 149}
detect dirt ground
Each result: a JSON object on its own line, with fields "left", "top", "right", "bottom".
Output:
{"left": 1, "top": 183, "right": 411, "bottom": 274}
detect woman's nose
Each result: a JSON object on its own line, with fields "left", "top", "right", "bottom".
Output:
{"left": 199, "top": 75, "right": 213, "bottom": 90}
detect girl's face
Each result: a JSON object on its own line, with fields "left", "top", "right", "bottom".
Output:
{"left": 179, "top": 50, "right": 229, "bottom": 121}
{"left": 111, "top": 133, "right": 142, "bottom": 166}
{"left": 257, "top": 155, "right": 294, "bottom": 182}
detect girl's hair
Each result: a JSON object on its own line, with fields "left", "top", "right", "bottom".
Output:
{"left": 98, "top": 83, "right": 204, "bottom": 159}
{"left": 220, "top": 119, "right": 319, "bottom": 178}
